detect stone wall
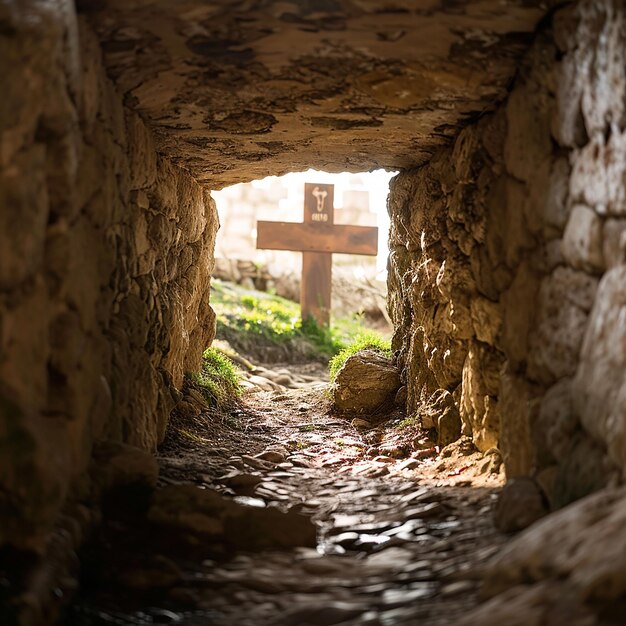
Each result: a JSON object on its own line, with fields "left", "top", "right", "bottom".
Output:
{"left": 0, "top": 1, "right": 218, "bottom": 554}
{"left": 388, "top": 0, "right": 626, "bottom": 507}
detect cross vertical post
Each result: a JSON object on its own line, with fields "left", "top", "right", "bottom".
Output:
{"left": 302, "top": 183, "right": 333, "bottom": 326}
{"left": 256, "top": 182, "right": 378, "bottom": 327}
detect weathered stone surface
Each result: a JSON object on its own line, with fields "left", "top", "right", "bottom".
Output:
{"left": 499, "top": 372, "right": 538, "bottom": 478}
{"left": 561, "top": 205, "right": 604, "bottom": 272}
{"left": 527, "top": 267, "right": 596, "bottom": 385}
{"left": 386, "top": 0, "right": 626, "bottom": 494}
{"left": 91, "top": 440, "right": 159, "bottom": 496}
{"left": 460, "top": 342, "right": 502, "bottom": 452}
{"left": 0, "top": 4, "right": 218, "bottom": 558}
{"left": 451, "top": 583, "right": 596, "bottom": 626}
{"left": 602, "top": 218, "right": 626, "bottom": 268}
{"left": 333, "top": 350, "right": 400, "bottom": 415}
{"left": 148, "top": 484, "right": 317, "bottom": 550}
{"left": 5, "top": 1, "right": 626, "bottom": 620}
{"left": 573, "top": 266, "right": 626, "bottom": 477}
{"left": 534, "top": 378, "right": 578, "bottom": 465}
{"left": 494, "top": 477, "right": 548, "bottom": 533}
{"left": 80, "top": 1, "right": 548, "bottom": 187}
{"left": 434, "top": 390, "right": 462, "bottom": 448}
{"left": 484, "top": 488, "right": 626, "bottom": 602}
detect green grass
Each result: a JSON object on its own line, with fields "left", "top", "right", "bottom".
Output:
{"left": 211, "top": 279, "right": 383, "bottom": 363}
{"left": 188, "top": 347, "right": 242, "bottom": 409}
{"left": 328, "top": 331, "right": 392, "bottom": 382}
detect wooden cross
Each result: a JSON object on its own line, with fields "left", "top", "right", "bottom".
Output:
{"left": 256, "top": 183, "right": 378, "bottom": 326}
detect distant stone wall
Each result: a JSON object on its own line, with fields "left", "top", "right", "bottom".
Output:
{"left": 0, "top": 2, "right": 218, "bottom": 554}
{"left": 388, "top": 0, "right": 626, "bottom": 507}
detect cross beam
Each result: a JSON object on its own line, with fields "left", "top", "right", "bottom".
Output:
{"left": 256, "top": 222, "right": 378, "bottom": 256}
{"left": 256, "top": 182, "right": 378, "bottom": 326}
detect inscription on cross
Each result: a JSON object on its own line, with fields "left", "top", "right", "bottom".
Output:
{"left": 256, "top": 183, "right": 378, "bottom": 326}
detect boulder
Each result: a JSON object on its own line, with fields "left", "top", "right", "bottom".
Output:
{"left": 482, "top": 487, "right": 626, "bottom": 603}
{"left": 91, "top": 440, "right": 159, "bottom": 497}
{"left": 494, "top": 477, "right": 549, "bottom": 533}
{"left": 332, "top": 350, "right": 401, "bottom": 415}
{"left": 148, "top": 484, "right": 317, "bottom": 550}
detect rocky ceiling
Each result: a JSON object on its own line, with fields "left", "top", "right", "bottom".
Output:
{"left": 81, "top": 0, "right": 553, "bottom": 188}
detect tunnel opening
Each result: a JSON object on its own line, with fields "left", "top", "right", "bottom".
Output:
{"left": 4, "top": 0, "right": 626, "bottom": 624}
{"left": 210, "top": 169, "right": 395, "bottom": 362}
{"left": 57, "top": 165, "right": 507, "bottom": 626}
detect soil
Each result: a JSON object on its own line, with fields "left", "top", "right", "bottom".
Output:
{"left": 65, "top": 362, "right": 507, "bottom": 626}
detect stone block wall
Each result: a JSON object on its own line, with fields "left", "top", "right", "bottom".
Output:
{"left": 388, "top": 0, "right": 626, "bottom": 507}
{"left": 0, "top": 2, "right": 218, "bottom": 553}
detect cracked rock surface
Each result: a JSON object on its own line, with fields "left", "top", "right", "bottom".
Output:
{"left": 81, "top": 0, "right": 550, "bottom": 186}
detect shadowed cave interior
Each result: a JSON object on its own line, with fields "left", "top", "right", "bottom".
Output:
{"left": 3, "top": 1, "right": 626, "bottom": 625}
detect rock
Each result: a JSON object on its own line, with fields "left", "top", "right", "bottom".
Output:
{"left": 527, "top": 267, "right": 597, "bottom": 385}
{"left": 248, "top": 375, "right": 281, "bottom": 391}
{"left": 498, "top": 371, "right": 537, "bottom": 478}
{"left": 395, "top": 385, "right": 408, "bottom": 406}
{"left": 273, "top": 601, "right": 367, "bottom": 626}
{"left": 403, "top": 502, "right": 445, "bottom": 520}
{"left": 441, "top": 436, "right": 476, "bottom": 458}
{"left": 602, "top": 218, "right": 626, "bottom": 268}
{"left": 561, "top": 204, "right": 604, "bottom": 273}
{"left": 141, "top": 609, "right": 183, "bottom": 624}
{"left": 470, "top": 297, "right": 502, "bottom": 346}
{"left": 91, "top": 440, "right": 159, "bottom": 501}
{"left": 255, "top": 450, "right": 286, "bottom": 464}
{"left": 480, "top": 449, "right": 503, "bottom": 475}
{"left": 397, "top": 459, "right": 419, "bottom": 471}
{"left": 534, "top": 378, "right": 577, "bottom": 464}
{"left": 224, "top": 505, "right": 317, "bottom": 551}
{"left": 222, "top": 472, "right": 263, "bottom": 491}
{"left": 241, "top": 455, "right": 271, "bottom": 470}
{"left": 351, "top": 418, "right": 372, "bottom": 429}
{"left": 148, "top": 484, "right": 316, "bottom": 550}
{"left": 480, "top": 488, "right": 626, "bottom": 607}
{"left": 148, "top": 484, "right": 227, "bottom": 537}
{"left": 573, "top": 266, "right": 626, "bottom": 477}
{"left": 460, "top": 344, "right": 501, "bottom": 451}
{"left": 433, "top": 390, "right": 463, "bottom": 448}
{"left": 451, "top": 583, "right": 596, "bottom": 626}
{"left": 333, "top": 349, "right": 401, "bottom": 414}
{"left": 494, "top": 477, "right": 548, "bottom": 533}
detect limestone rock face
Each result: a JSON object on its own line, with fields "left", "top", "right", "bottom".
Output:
{"left": 452, "top": 488, "right": 626, "bottom": 625}
{"left": 574, "top": 266, "right": 626, "bottom": 478}
{"left": 333, "top": 350, "right": 401, "bottom": 415}
{"left": 0, "top": 5, "right": 218, "bottom": 555}
{"left": 494, "top": 477, "right": 549, "bottom": 533}
{"left": 149, "top": 484, "right": 317, "bottom": 550}
{"left": 79, "top": 0, "right": 548, "bottom": 187}
{"left": 386, "top": 0, "right": 626, "bottom": 497}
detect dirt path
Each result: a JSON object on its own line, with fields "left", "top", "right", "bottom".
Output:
{"left": 67, "top": 384, "right": 506, "bottom": 626}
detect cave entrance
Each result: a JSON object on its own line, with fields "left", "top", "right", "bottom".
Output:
{"left": 68, "top": 171, "right": 505, "bottom": 625}
{"left": 209, "top": 169, "right": 395, "bottom": 372}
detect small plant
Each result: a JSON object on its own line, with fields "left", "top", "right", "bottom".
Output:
{"left": 211, "top": 280, "right": 348, "bottom": 361}
{"left": 397, "top": 415, "right": 418, "bottom": 429}
{"left": 328, "top": 331, "right": 392, "bottom": 382}
{"left": 188, "top": 347, "right": 242, "bottom": 410}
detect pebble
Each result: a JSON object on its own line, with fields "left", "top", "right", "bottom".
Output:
{"left": 440, "top": 580, "right": 476, "bottom": 597}
{"left": 274, "top": 602, "right": 367, "bottom": 626}
{"left": 72, "top": 367, "right": 508, "bottom": 626}
{"left": 397, "top": 458, "right": 420, "bottom": 471}
{"left": 381, "top": 584, "right": 437, "bottom": 607}
{"left": 223, "top": 472, "right": 264, "bottom": 490}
